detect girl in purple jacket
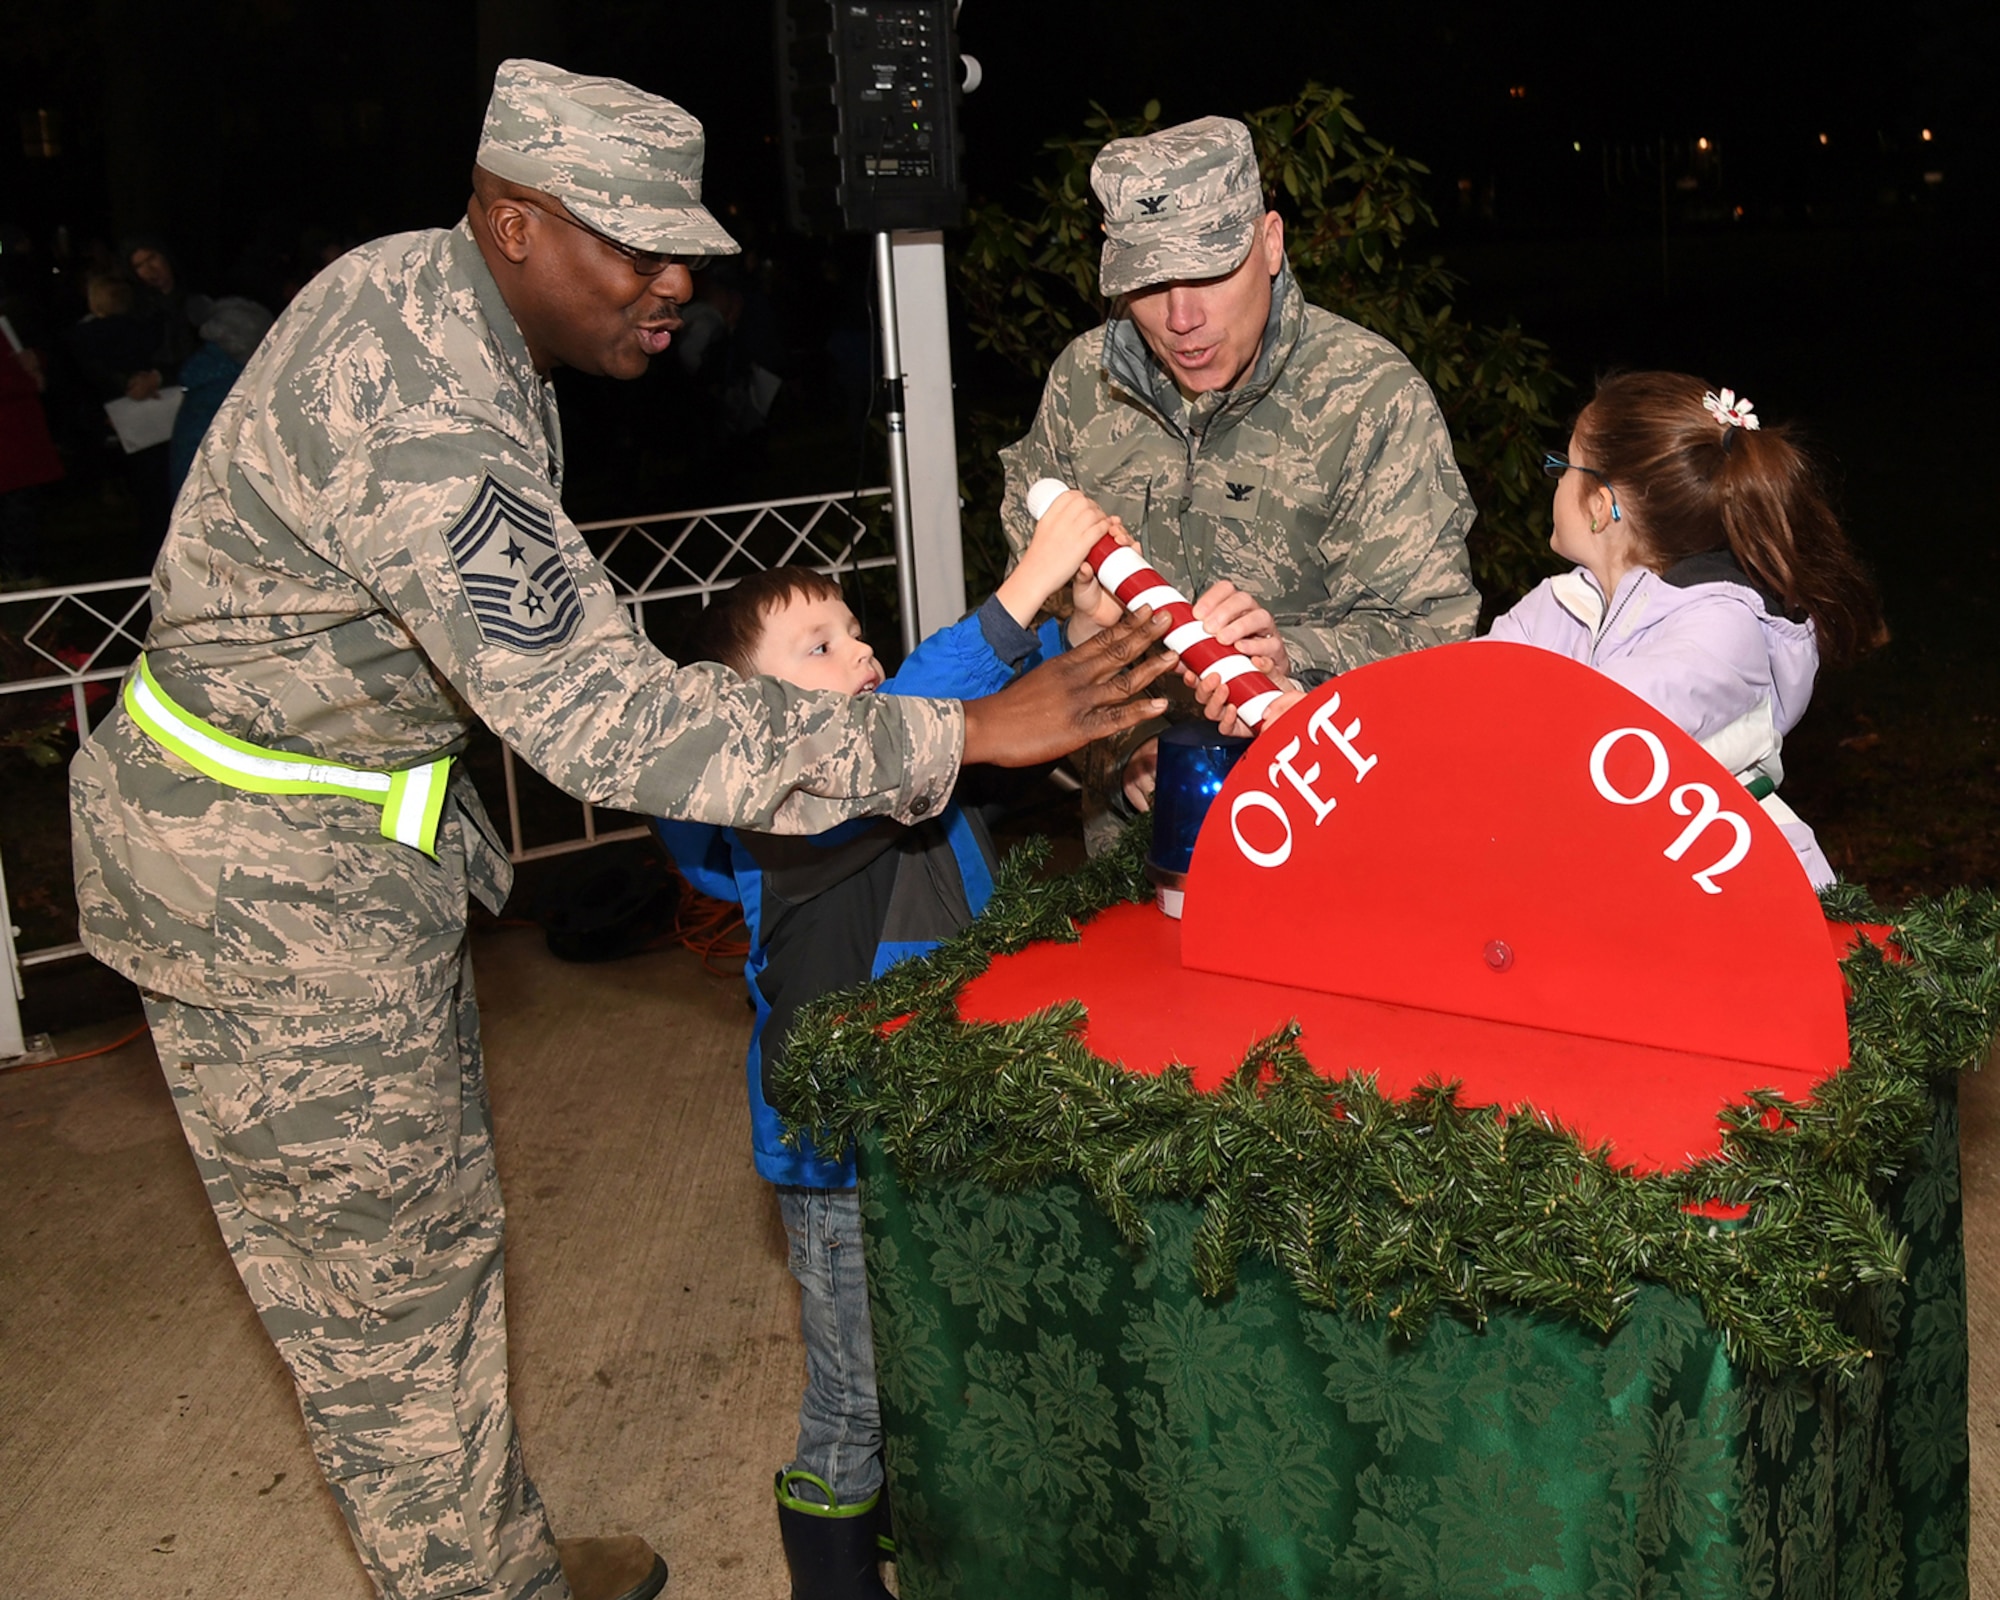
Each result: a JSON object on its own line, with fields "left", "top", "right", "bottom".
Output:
{"left": 1488, "top": 370, "right": 1884, "bottom": 886}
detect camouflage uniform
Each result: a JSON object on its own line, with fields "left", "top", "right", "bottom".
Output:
{"left": 70, "top": 61, "right": 958, "bottom": 1600}
{"left": 999, "top": 116, "right": 1478, "bottom": 848}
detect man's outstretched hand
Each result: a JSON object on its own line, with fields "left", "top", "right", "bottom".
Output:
{"left": 961, "top": 607, "right": 1175, "bottom": 767}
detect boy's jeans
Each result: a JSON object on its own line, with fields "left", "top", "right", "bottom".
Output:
{"left": 777, "top": 1185, "right": 883, "bottom": 1505}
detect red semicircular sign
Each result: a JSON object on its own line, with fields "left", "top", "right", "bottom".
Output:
{"left": 1179, "top": 641, "right": 1847, "bottom": 1074}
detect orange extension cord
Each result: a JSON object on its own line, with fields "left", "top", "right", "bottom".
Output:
{"left": 657, "top": 874, "right": 750, "bottom": 979}
{"left": 489, "top": 863, "right": 750, "bottom": 975}
{"left": 2, "top": 1020, "right": 152, "bottom": 1073}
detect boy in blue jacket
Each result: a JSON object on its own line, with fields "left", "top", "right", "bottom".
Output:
{"left": 659, "top": 491, "right": 1128, "bottom": 1599}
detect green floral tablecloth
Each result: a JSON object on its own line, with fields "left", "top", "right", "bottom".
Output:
{"left": 859, "top": 1085, "right": 1967, "bottom": 1599}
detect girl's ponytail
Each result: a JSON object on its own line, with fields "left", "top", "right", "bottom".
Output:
{"left": 1711, "top": 423, "right": 1883, "bottom": 664}
{"left": 1579, "top": 372, "right": 1886, "bottom": 665}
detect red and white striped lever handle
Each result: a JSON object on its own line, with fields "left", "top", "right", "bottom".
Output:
{"left": 1026, "top": 478, "right": 1285, "bottom": 729}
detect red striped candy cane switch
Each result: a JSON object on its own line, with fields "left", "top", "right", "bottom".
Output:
{"left": 1026, "top": 478, "right": 1285, "bottom": 729}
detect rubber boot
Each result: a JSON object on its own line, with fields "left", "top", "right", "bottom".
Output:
{"left": 775, "top": 1469, "right": 895, "bottom": 1600}
{"left": 555, "top": 1534, "right": 668, "bottom": 1600}
{"left": 870, "top": 1486, "right": 896, "bottom": 1564}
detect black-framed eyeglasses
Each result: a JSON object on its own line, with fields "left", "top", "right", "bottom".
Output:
{"left": 520, "top": 199, "right": 711, "bottom": 278}
{"left": 1542, "top": 451, "right": 1623, "bottom": 522}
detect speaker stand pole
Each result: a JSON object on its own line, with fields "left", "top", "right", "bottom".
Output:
{"left": 872, "top": 230, "right": 921, "bottom": 656}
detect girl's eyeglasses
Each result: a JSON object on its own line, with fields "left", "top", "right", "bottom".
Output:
{"left": 1542, "top": 452, "right": 1622, "bottom": 522}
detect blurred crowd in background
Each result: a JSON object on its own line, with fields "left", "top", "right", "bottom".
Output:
{"left": 0, "top": 209, "right": 900, "bottom": 587}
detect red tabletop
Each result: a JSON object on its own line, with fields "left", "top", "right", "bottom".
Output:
{"left": 957, "top": 899, "right": 1879, "bottom": 1175}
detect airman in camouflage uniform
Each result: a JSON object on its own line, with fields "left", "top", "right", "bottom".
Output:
{"left": 70, "top": 60, "right": 1169, "bottom": 1600}
{"left": 999, "top": 115, "right": 1480, "bottom": 850}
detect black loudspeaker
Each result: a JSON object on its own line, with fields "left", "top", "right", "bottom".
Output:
{"left": 776, "top": 0, "right": 966, "bottom": 233}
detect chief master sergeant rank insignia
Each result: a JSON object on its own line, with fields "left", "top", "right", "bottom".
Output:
{"left": 447, "top": 475, "right": 584, "bottom": 651}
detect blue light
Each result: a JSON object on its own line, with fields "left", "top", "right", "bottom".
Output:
{"left": 1146, "top": 723, "right": 1253, "bottom": 878}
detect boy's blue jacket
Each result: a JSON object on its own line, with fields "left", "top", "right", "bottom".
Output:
{"left": 659, "top": 598, "right": 1063, "bottom": 1187}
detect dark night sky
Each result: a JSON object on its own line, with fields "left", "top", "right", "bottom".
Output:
{"left": 3, "top": 1, "right": 1994, "bottom": 278}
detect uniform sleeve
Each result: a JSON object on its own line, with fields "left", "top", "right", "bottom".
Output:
{"left": 1281, "top": 370, "right": 1481, "bottom": 682}
{"left": 328, "top": 406, "right": 963, "bottom": 833}
{"left": 1594, "top": 593, "right": 1779, "bottom": 744}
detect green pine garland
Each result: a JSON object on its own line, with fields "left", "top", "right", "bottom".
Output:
{"left": 775, "top": 821, "right": 2000, "bottom": 1376}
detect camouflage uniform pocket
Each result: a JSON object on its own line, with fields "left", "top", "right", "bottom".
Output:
{"left": 209, "top": 791, "right": 469, "bottom": 986}
{"left": 1071, "top": 435, "right": 1162, "bottom": 536}
{"left": 177, "top": 1005, "right": 467, "bottom": 1258}
{"left": 1181, "top": 455, "right": 1337, "bottom": 617}
{"left": 302, "top": 1384, "right": 484, "bottom": 1599}
{"left": 303, "top": 1383, "right": 471, "bottom": 1476}
{"left": 1188, "top": 463, "right": 1265, "bottom": 523}
{"left": 329, "top": 1451, "right": 482, "bottom": 1599}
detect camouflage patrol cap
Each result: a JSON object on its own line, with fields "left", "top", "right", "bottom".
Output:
{"left": 476, "top": 59, "right": 740, "bottom": 258}
{"left": 1091, "top": 116, "right": 1265, "bottom": 296}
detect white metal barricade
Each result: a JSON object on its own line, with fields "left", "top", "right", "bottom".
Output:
{"left": 0, "top": 486, "right": 895, "bottom": 978}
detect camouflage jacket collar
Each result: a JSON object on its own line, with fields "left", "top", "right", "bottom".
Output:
{"left": 446, "top": 220, "right": 543, "bottom": 400}
{"left": 447, "top": 220, "right": 562, "bottom": 478}
{"left": 1100, "top": 258, "right": 1305, "bottom": 440}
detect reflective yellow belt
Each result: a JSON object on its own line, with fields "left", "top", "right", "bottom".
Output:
{"left": 124, "top": 654, "right": 453, "bottom": 859}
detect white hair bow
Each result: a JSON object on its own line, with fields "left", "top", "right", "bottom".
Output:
{"left": 1703, "top": 389, "right": 1760, "bottom": 430}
